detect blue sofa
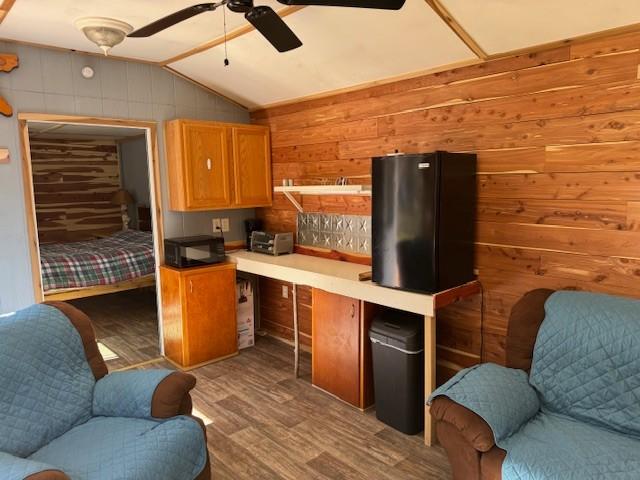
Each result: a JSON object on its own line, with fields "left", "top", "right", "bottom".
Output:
{"left": 0, "top": 302, "right": 210, "bottom": 480}
{"left": 429, "top": 289, "right": 640, "bottom": 480}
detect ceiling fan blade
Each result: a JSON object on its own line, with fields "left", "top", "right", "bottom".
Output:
{"left": 128, "top": 3, "right": 217, "bottom": 37}
{"left": 276, "top": 0, "right": 405, "bottom": 9}
{"left": 245, "top": 6, "right": 302, "bottom": 52}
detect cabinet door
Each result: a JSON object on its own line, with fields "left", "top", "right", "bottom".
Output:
{"left": 183, "top": 267, "right": 237, "bottom": 366}
{"left": 183, "top": 123, "right": 231, "bottom": 209}
{"left": 312, "top": 289, "right": 361, "bottom": 407}
{"left": 232, "top": 126, "right": 272, "bottom": 207}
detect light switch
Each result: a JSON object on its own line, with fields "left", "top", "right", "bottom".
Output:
{"left": 221, "top": 218, "right": 230, "bottom": 233}
{"left": 282, "top": 285, "right": 289, "bottom": 299}
{"left": 212, "top": 218, "right": 222, "bottom": 232}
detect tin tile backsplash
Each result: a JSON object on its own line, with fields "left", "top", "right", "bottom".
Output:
{"left": 297, "top": 213, "right": 371, "bottom": 255}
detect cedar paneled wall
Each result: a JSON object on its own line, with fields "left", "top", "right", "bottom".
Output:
{"left": 31, "top": 138, "right": 123, "bottom": 243}
{"left": 259, "top": 278, "right": 312, "bottom": 349}
{"left": 253, "top": 31, "right": 640, "bottom": 381}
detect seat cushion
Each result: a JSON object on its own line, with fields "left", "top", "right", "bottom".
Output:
{"left": 0, "top": 305, "right": 95, "bottom": 457}
{"left": 501, "top": 412, "right": 640, "bottom": 480}
{"left": 29, "top": 416, "right": 208, "bottom": 480}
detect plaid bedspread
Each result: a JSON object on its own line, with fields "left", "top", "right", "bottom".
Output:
{"left": 40, "top": 230, "right": 155, "bottom": 292}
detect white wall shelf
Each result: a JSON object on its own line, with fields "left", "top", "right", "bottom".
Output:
{"left": 274, "top": 185, "right": 371, "bottom": 213}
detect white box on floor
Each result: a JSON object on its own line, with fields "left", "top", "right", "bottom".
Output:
{"left": 237, "top": 279, "right": 255, "bottom": 349}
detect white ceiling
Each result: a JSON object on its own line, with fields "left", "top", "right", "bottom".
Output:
{"left": 441, "top": 0, "right": 640, "bottom": 55}
{"left": 169, "top": 1, "right": 474, "bottom": 108}
{"left": 1, "top": 0, "right": 639, "bottom": 109}
{"left": 0, "top": 0, "right": 289, "bottom": 62}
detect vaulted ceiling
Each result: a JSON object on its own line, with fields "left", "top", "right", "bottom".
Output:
{"left": 2, "top": 0, "right": 640, "bottom": 110}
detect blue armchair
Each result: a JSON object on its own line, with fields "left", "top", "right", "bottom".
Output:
{"left": 0, "top": 302, "right": 210, "bottom": 480}
{"left": 429, "top": 290, "right": 640, "bottom": 480}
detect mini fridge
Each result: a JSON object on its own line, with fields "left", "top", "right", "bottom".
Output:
{"left": 372, "top": 151, "right": 476, "bottom": 293}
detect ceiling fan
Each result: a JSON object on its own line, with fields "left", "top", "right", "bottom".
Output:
{"left": 128, "top": 0, "right": 406, "bottom": 53}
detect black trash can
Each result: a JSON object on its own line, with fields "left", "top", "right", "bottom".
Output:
{"left": 369, "top": 310, "right": 424, "bottom": 435}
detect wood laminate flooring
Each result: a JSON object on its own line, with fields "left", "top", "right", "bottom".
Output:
{"left": 70, "top": 288, "right": 160, "bottom": 370}
{"left": 138, "top": 336, "right": 452, "bottom": 479}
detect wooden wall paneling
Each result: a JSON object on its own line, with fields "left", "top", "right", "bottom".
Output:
{"left": 30, "top": 138, "right": 123, "bottom": 243}
{"left": 569, "top": 30, "right": 640, "bottom": 60}
{"left": 253, "top": 32, "right": 640, "bottom": 382}
{"left": 478, "top": 171, "right": 640, "bottom": 201}
{"left": 476, "top": 198, "right": 629, "bottom": 230}
{"left": 251, "top": 47, "right": 573, "bottom": 123}
{"left": 271, "top": 119, "right": 378, "bottom": 148}
{"left": 259, "top": 278, "right": 312, "bottom": 347}
{"left": 544, "top": 141, "right": 640, "bottom": 172}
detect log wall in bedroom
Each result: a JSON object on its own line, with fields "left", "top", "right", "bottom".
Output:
{"left": 252, "top": 31, "right": 640, "bottom": 383}
{"left": 30, "top": 137, "right": 123, "bottom": 243}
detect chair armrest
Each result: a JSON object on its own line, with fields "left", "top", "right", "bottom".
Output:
{"left": 93, "top": 370, "right": 196, "bottom": 419}
{"left": 431, "top": 396, "right": 496, "bottom": 452}
{"left": 0, "top": 451, "right": 69, "bottom": 480}
{"left": 428, "top": 363, "right": 540, "bottom": 445}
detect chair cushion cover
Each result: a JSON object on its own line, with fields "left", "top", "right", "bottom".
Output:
{"left": 530, "top": 291, "right": 640, "bottom": 437}
{"left": 0, "top": 451, "right": 62, "bottom": 480}
{"left": 501, "top": 411, "right": 640, "bottom": 480}
{"left": 0, "top": 305, "right": 94, "bottom": 457}
{"left": 29, "top": 416, "right": 207, "bottom": 480}
{"left": 93, "top": 370, "right": 173, "bottom": 418}
{"left": 429, "top": 363, "right": 540, "bottom": 443}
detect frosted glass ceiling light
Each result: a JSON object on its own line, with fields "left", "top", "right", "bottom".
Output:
{"left": 75, "top": 17, "right": 133, "bottom": 56}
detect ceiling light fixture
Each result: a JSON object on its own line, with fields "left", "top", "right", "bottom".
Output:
{"left": 75, "top": 17, "right": 133, "bottom": 56}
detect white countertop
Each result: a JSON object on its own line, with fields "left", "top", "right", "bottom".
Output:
{"left": 227, "top": 250, "right": 434, "bottom": 316}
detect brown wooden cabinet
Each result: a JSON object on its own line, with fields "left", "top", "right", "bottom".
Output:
{"left": 160, "top": 263, "right": 238, "bottom": 368}
{"left": 312, "top": 288, "right": 376, "bottom": 409}
{"left": 232, "top": 125, "right": 272, "bottom": 207}
{"left": 165, "top": 119, "right": 272, "bottom": 211}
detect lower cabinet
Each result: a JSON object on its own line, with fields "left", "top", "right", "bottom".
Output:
{"left": 312, "top": 288, "right": 377, "bottom": 409}
{"left": 160, "top": 263, "right": 238, "bottom": 368}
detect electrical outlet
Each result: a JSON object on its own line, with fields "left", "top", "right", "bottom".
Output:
{"left": 221, "top": 218, "right": 230, "bottom": 233}
{"left": 282, "top": 285, "right": 289, "bottom": 299}
{"left": 212, "top": 218, "right": 222, "bottom": 232}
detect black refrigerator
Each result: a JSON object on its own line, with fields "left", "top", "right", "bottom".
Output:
{"left": 372, "top": 151, "right": 476, "bottom": 294}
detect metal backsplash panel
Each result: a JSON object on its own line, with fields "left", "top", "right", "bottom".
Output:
{"left": 297, "top": 212, "right": 371, "bottom": 255}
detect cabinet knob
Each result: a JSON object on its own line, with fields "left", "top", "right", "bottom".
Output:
{"left": 190, "top": 280, "right": 193, "bottom": 294}
{"left": 206, "top": 158, "right": 212, "bottom": 170}
{"left": 351, "top": 303, "right": 356, "bottom": 318}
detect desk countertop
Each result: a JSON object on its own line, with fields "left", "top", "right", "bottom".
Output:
{"left": 226, "top": 250, "right": 434, "bottom": 316}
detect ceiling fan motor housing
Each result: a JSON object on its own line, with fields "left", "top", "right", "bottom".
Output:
{"left": 227, "top": 0, "right": 254, "bottom": 13}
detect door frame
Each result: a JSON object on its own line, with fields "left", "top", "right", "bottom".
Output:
{"left": 18, "top": 113, "right": 166, "bottom": 348}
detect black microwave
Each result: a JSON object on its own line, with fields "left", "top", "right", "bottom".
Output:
{"left": 164, "top": 235, "right": 225, "bottom": 268}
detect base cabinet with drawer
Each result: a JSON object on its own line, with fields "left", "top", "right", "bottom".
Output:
{"left": 165, "top": 119, "right": 272, "bottom": 211}
{"left": 160, "top": 263, "right": 238, "bottom": 368}
{"left": 312, "top": 288, "right": 377, "bottom": 409}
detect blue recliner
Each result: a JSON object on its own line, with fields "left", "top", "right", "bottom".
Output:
{"left": 429, "top": 290, "right": 640, "bottom": 480}
{"left": 0, "top": 302, "right": 210, "bottom": 480}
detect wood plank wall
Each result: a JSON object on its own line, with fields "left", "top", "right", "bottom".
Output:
{"left": 259, "top": 278, "right": 312, "bottom": 350}
{"left": 252, "top": 31, "right": 640, "bottom": 382}
{"left": 30, "top": 137, "right": 123, "bottom": 243}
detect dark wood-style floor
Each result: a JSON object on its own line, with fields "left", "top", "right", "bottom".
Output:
{"left": 70, "top": 288, "right": 161, "bottom": 370}
{"left": 140, "top": 336, "right": 452, "bottom": 480}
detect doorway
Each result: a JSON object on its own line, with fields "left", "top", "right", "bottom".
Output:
{"left": 19, "top": 113, "right": 165, "bottom": 369}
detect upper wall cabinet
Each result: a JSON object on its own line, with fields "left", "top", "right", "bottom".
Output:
{"left": 232, "top": 126, "right": 272, "bottom": 208}
{"left": 165, "top": 119, "right": 272, "bottom": 211}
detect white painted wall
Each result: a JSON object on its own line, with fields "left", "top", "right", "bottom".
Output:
{"left": 119, "top": 136, "right": 150, "bottom": 228}
{"left": 0, "top": 42, "right": 255, "bottom": 313}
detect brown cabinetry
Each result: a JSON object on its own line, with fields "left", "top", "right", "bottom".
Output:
{"left": 312, "top": 288, "right": 376, "bottom": 409}
{"left": 160, "top": 263, "right": 238, "bottom": 368}
{"left": 165, "top": 119, "right": 272, "bottom": 211}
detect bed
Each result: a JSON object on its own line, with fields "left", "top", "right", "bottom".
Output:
{"left": 41, "top": 230, "right": 156, "bottom": 301}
